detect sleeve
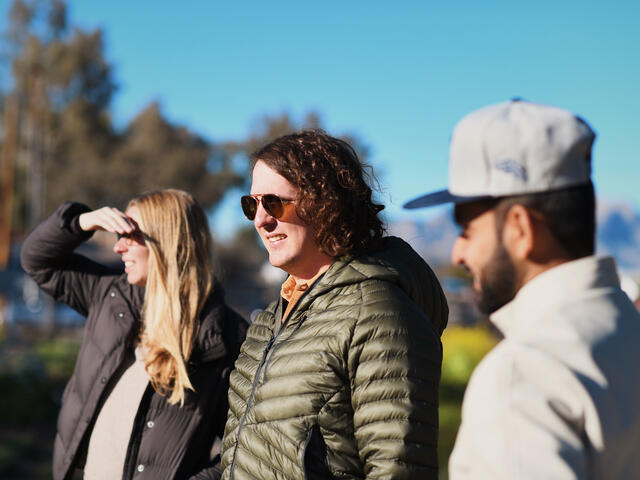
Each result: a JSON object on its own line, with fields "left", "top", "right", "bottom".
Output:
{"left": 20, "top": 201, "right": 118, "bottom": 316}
{"left": 189, "top": 309, "right": 248, "bottom": 480}
{"left": 187, "top": 380, "right": 227, "bottom": 480}
{"left": 348, "top": 282, "right": 442, "bottom": 479}
{"left": 448, "top": 344, "right": 588, "bottom": 480}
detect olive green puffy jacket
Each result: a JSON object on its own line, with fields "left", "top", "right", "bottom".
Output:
{"left": 221, "top": 237, "right": 448, "bottom": 479}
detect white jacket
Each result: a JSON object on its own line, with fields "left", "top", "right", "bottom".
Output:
{"left": 449, "top": 256, "right": 640, "bottom": 479}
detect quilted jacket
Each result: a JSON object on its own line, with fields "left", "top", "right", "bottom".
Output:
{"left": 220, "top": 236, "right": 448, "bottom": 479}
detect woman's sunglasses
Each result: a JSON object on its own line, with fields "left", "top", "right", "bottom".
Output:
{"left": 116, "top": 229, "right": 155, "bottom": 245}
{"left": 241, "top": 194, "right": 295, "bottom": 220}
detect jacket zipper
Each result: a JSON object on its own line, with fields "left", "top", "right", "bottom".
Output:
{"left": 261, "top": 317, "right": 305, "bottom": 383}
{"left": 230, "top": 304, "right": 288, "bottom": 479}
{"left": 260, "top": 284, "right": 320, "bottom": 384}
{"left": 229, "top": 285, "right": 316, "bottom": 479}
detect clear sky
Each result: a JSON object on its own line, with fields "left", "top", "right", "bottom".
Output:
{"left": 2, "top": 0, "right": 639, "bottom": 237}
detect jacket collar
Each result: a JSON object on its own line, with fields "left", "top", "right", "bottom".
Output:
{"left": 491, "top": 255, "right": 620, "bottom": 338}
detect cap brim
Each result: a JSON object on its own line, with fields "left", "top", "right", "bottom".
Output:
{"left": 403, "top": 189, "right": 492, "bottom": 209}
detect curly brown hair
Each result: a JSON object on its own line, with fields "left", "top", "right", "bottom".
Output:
{"left": 251, "top": 129, "right": 385, "bottom": 257}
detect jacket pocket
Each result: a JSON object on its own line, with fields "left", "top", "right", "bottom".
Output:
{"left": 302, "top": 424, "right": 334, "bottom": 480}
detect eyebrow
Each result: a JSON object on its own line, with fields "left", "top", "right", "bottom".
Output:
{"left": 454, "top": 199, "right": 499, "bottom": 226}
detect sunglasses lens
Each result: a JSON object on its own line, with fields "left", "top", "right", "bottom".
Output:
{"left": 116, "top": 231, "right": 145, "bottom": 245}
{"left": 241, "top": 196, "right": 258, "bottom": 220}
{"left": 242, "top": 194, "right": 289, "bottom": 220}
{"left": 262, "top": 194, "right": 284, "bottom": 219}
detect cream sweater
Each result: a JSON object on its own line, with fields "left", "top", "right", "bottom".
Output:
{"left": 84, "top": 345, "right": 149, "bottom": 479}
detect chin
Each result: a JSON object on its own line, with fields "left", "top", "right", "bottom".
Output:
{"left": 127, "top": 275, "right": 146, "bottom": 287}
{"left": 268, "top": 253, "right": 288, "bottom": 270}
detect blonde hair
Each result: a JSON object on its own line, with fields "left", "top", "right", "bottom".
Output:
{"left": 128, "top": 189, "right": 214, "bottom": 406}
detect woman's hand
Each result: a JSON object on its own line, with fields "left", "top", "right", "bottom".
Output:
{"left": 78, "top": 207, "right": 137, "bottom": 234}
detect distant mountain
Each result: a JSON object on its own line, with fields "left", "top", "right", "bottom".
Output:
{"left": 390, "top": 214, "right": 459, "bottom": 268}
{"left": 596, "top": 201, "right": 640, "bottom": 274}
{"left": 391, "top": 200, "right": 640, "bottom": 275}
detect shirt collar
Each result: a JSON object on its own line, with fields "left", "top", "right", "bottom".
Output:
{"left": 491, "top": 256, "right": 620, "bottom": 337}
{"left": 280, "top": 266, "right": 330, "bottom": 303}
{"left": 280, "top": 275, "right": 307, "bottom": 302}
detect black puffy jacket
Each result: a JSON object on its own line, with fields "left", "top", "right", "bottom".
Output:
{"left": 21, "top": 202, "right": 247, "bottom": 480}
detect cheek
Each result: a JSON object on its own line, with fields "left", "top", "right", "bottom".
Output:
{"left": 139, "top": 248, "right": 151, "bottom": 270}
{"left": 468, "top": 237, "right": 496, "bottom": 271}
{"left": 292, "top": 225, "right": 314, "bottom": 246}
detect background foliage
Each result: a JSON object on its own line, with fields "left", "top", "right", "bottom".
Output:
{"left": 1, "top": 0, "right": 369, "bottom": 232}
{"left": 0, "top": 1, "right": 499, "bottom": 479}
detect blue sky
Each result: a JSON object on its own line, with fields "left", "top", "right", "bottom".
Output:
{"left": 2, "top": 0, "right": 639, "bottom": 238}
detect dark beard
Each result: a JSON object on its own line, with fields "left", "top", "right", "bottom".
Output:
{"left": 478, "top": 242, "right": 518, "bottom": 315}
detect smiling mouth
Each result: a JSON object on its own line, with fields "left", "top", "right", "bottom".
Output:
{"left": 267, "top": 234, "right": 287, "bottom": 243}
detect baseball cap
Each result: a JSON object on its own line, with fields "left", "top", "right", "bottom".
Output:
{"left": 403, "top": 99, "right": 596, "bottom": 209}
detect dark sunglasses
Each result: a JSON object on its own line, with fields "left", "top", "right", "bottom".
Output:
{"left": 241, "top": 194, "right": 295, "bottom": 220}
{"left": 116, "top": 230, "right": 155, "bottom": 245}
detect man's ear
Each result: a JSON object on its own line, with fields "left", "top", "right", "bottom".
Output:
{"left": 501, "top": 204, "right": 535, "bottom": 261}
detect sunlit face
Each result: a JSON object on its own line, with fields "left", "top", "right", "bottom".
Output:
{"left": 250, "top": 160, "right": 332, "bottom": 282}
{"left": 451, "top": 202, "right": 518, "bottom": 314}
{"left": 112, "top": 206, "right": 150, "bottom": 287}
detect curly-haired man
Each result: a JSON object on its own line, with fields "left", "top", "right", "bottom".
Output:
{"left": 220, "top": 130, "right": 448, "bottom": 479}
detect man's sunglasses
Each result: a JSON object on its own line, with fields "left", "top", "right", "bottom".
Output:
{"left": 241, "top": 194, "right": 295, "bottom": 220}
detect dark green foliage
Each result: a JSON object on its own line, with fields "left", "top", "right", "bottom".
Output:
{"left": 0, "top": 335, "right": 80, "bottom": 477}
{"left": 0, "top": 338, "right": 79, "bottom": 424}
{"left": 1, "top": 0, "right": 243, "bottom": 229}
{"left": 1, "top": 1, "right": 372, "bottom": 233}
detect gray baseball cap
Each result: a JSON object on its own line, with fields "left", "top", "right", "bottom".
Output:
{"left": 404, "top": 99, "right": 596, "bottom": 209}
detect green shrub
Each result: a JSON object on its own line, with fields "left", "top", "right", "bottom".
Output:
{"left": 438, "top": 325, "right": 499, "bottom": 478}
{"left": 35, "top": 339, "right": 79, "bottom": 380}
{"left": 0, "top": 338, "right": 79, "bottom": 425}
{"left": 441, "top": 326, "right": 498, "bottom": 387}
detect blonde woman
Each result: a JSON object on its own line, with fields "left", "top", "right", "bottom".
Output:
{"left": 21, "top": 189, "right": 247, "bottom": 480}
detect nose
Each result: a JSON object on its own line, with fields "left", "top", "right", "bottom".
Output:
{"left": 450, "top": 236, "right": 466, "bottom": 266}
{"left": 113, "top": 237, "right": 128, "bottom": 254}
{"left": 253, "top": 200, "right": 276, "bottom": 229}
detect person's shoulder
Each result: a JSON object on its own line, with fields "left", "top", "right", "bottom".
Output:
{"left": 355, "top": 274, "right": 410, "bottom": 307}
{"left": 80, "top": 271, "right": 132, "bottom": 305}
{"left": 345, "top": 235, "right": 445, "bottom": 304}
{"left": 250, "top": 298, "right": 278, "bottom": 323}
{"left": 467, "top": 338, "right": 585, "bottom": 409}
{"left": 110, "top": 274, "right": 143, "bottom": 304}
{"left": 464, "top": 340, "right": 511, "bottom": 393}
{"left": 520, "top": 286, "right": 640, "bottom": 360}
{"left": 240, "top": 300, "right": 278, "bottom": 340}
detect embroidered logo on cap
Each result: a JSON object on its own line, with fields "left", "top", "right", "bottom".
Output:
{"left": 495, "top": 159, "right": 527, "bottom": 181}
